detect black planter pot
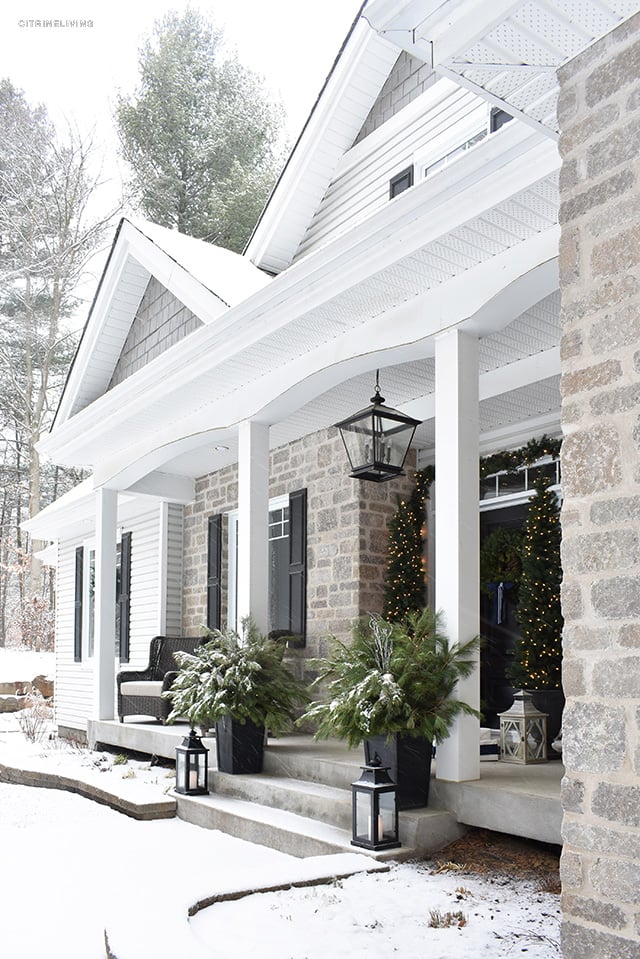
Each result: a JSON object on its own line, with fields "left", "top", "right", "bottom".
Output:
{"left": 215, "top": 716, "right": 265, "bottom": 774}
{"left": 364, "top": 734, "right": 433, "bottom": 810}
{"left": 529, "top": 688, "right": 565, "bottom": 758}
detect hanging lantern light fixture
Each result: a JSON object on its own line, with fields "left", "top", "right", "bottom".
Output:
{"left": 335, "top": 371, "right": 421, "bottom": 482}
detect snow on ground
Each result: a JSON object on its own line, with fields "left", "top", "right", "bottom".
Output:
{"left": 0, "top": 650, "right": 561, "bottom": 959}
{"left": 0, "top": 646, "right": 55, "bottom": 680}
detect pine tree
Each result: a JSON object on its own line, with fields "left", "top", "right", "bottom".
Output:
{"left": 116, "top": 8, "right": 285, "bottom": 252}
{"left": 511, "top": 475, "right": 563, "bottom": 689}
{"left": 383, "top": 466, "right": 434, "bottom": 620}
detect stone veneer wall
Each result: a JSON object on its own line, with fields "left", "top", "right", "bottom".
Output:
{"left": 109, "top": 277, "right": 202, "bottom": 388}
{"left": 182, "top": 427, "right": 415, "bottom": 672}
{"left": 558, "top": 12, "right": 640, "bottom": 958}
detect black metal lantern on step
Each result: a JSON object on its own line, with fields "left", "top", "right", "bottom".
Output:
{"left": 335, "top": 371, "right": 421, "bottom": 482}
{"left": 351, "top": 755, "right": 401, "bottom": 851}
{"left": 175, "top": 728, "right": 209, "bottom": 795}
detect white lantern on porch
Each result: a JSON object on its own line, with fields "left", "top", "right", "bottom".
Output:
{"left": 499, "top": 690, "right": 548, "bottom": 764}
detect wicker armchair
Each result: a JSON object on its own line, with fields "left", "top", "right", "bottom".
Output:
{"left": 116, "top": 636, "right": 202, "bottom": 723}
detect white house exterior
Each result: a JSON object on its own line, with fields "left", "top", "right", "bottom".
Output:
{"left": 25, "top": 4, "right": 640, "bottom": 954}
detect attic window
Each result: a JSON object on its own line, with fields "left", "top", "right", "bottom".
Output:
{"left": 389, "top": 166, "right": 414, "bottom": 199}
{"left": 490, "top": 108, "right": 513, "bottom": 133}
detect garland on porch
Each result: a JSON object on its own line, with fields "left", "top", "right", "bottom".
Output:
{"left": 382, "top": 465, "right": 435, "bottom": 621}
{"left": 382, "top": 435, "right": 561, "bottom": 625}
{"left": 479, "top": 435, "right": 561, "bottom": 478}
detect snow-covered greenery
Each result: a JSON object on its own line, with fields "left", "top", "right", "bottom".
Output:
{"left": 164, "top": 620, "right": 307, "bottom": 733}
{"left": 302, "top": 610, "right": 479, "bottom": 748}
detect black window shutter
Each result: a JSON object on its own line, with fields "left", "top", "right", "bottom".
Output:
{"left": 207, "top": 514, "right": 222, "bottom": 631}
{"left": 118, "top": 532, "right": 132, "bottom": 662}
{"left": 288, "top": 488, "right": 307, "bottom": 646}
{"left": 74, "top": 546, "right": 84, "bottom": 662}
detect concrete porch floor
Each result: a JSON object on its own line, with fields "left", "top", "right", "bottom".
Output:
{"left": 88, "top": 720, "right": 563, "bottom": 847}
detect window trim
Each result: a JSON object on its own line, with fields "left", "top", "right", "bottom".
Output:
{"left": 389, "top": 165, "right": 414, "bottom": 199}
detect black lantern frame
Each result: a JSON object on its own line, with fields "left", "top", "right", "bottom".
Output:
{"left": 351, "top": 756, "right": 401, "bottom": 851}
{"left": 175, "top": 728, "right": 209, "bottom": 795}
{"left": 335, "top": 371, "right": 421, "bottom": 483}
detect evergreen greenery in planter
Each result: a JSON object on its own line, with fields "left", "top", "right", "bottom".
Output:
{"left": 164, "top": 619, "right": 308, "bottom": 734}
{"left": 301, "top": 609, "right": 479, "bottom": 748}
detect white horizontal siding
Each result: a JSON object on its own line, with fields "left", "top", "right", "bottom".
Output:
{"left": 165, "top": 503, "right": 184, "bottom": 636}
{"left": 55, "top": 502, "right": 169, "bottom": 731}
{"left": 294, "top": 80, "right": 488, "bottom": 261}
{"left": 55, "top": 535, "right": 93, "bottom": 731}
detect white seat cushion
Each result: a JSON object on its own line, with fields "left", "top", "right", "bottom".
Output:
{"left": 120, "top": 681, "right": 164, "bottom": 698}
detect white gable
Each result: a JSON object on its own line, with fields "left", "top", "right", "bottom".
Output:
{"left": 56, "top": 219, "right": 271, "bottom": 425}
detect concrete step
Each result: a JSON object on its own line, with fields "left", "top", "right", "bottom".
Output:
{"left": 262, "top": 738, "right": 364, "bottom": 790}
{"left": 176, "top": 790, "right": 405, "bottom": 860}
{"left": 177, "top": 777, "right": 463, "bottom": 859}
{"left": 210, "top": 769, "right": 353, "bottom": 830}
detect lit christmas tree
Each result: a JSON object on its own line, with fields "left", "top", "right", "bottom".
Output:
{"left": 511, "top": 475, "right": 563, "bottom": 690}
{"left": 383, "top": 466, "right": 434, "bottom": 621}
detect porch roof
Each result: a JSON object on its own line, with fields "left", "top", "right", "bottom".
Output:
{"left": 248, "top": 0, "right": 636, "bottom": 273}
{"left": 39, "top": 117, "right": 560, "bottom": 494}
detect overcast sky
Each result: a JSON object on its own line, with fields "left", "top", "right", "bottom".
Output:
{"left": 0, "top": 0, "right": 364, "bottom": 316}
{"left": 1, "top": 0, "right": 363, "bottom": 149}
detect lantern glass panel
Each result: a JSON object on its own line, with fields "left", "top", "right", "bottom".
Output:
{"left": 354, "top": 790, "right": 373, "bottom": 844}
{"left": 379, "top": 792, "right": 396, "bottom": 839}
{"left": 176, "top": 752, "right": 186, "bottom": 783}
{"left": 526, "top": 718, "right": 547, "bottom": 761}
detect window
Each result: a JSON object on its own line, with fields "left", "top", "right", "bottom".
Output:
{"left": 421, "top": 106, "right": 514, "bottom": 182}
{"left": 490, "top": 107, "right": 513, "bottom": 133}
{"left": 222, "top": 489, "right": 307, "bottom": 643}
{"left": 389, "top": 165, "right": 414, "bottom": 199}
{"left": 480, "top": 459, "right": 561, "bottom": 503}
{"left": 423, "top": 129, "right": 487, "bottom": 179}
{"left": 73, "top": 534, "right": 131, "bottom": 662}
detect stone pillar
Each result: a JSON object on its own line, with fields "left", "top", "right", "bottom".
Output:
{"left": 94, "top": 487, "right": 117, "bottom": 720}
{"left": 558, "top": 11, "right": 640, "bottom": 956}
{"left": 434, "top": 328, "right": 480, "bottom": 782}
{"left": 237, "top": 420, "right": 269, "bottom": 634}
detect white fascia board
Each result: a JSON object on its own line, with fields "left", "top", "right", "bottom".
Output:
{"left": 246, "top": 18, "right": 399, "bottom": 270}
{"left": 40, "top": 124, "right": 558, "bottom": 473}
{"left": 55, "top": 229, "right": 144, "bottom": 425}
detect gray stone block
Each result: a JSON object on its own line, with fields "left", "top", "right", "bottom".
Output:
{"left": 591, "top": 857, "right": 640, "bottom": 903}
{"left": 592, "top": 782, "right": 640, "bottom": 828}
{"left": 563, "top": 894, "right": 626, "bottom": 931}
{"left": 562, "top": 701, "right": 626, "bottom": 773}
{"left": 562, "top": 921, "right": 640, "bottom": 959}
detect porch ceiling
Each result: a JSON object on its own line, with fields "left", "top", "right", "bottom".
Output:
{"left": 365, "top": 0, "right": 640, "bottom": 137}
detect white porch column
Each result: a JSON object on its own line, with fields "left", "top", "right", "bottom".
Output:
{"left": 237, "top": 420, "right": 269, "bottom": 634}
{"left": 94, "top": 487, "right": 117, "bottom": 720}
{"left": 434, "top": 329, "right": 480, "bottom": 782}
